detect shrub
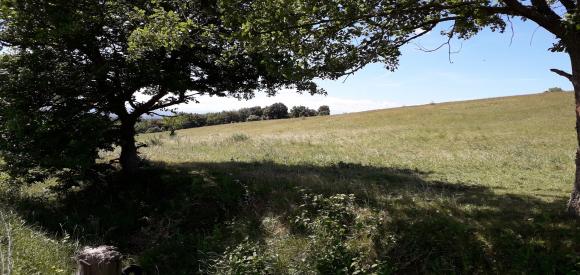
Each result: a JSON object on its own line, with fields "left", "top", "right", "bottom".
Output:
{"left": 263, "top": 103, "right": 288, "bottom": 120}
{"left": 183, "top": 113, "right": 207, "bottom": 128}
{"left": 290, "top": 106, "right": 317, "bottom": 118}
{"left": 228, "top": 133, "right": 250, "bottom": 142}
{"left": 206, "top": 112, "right": 227, "bottom": 125}
{"left": 318, "top": 105, "right": 330, "bottom": 116}
{"left": 211, "top": 240, "right": 276, "bottom": 275}
{"left": 248, "top": 106, "right": 263, "bottom": 117}
{"left": 211, "top": 193, "right": 385, "bottom": 274}
{"left": 145, "top": 136, "right": 163, "bottom": 146}
{"left": 546, "top": 87, "right": 564, "bottom": 93}
{"left": 145, "top": 126, "right": 163, "bottom": 133}
{"left": 223, "top": 111, "right": 243, "bottom": 123}
{"left": 246, "top": 115, "right": 261, "bottom": 121}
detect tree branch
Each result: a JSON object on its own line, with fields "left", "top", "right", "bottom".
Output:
{"left": 558, "top": 0, "right": 576, "bottom": 12}
{"left": 145, "top": 111, "right": 177, "bottom": 118}
{"left": 530, "top": 0, "right": 562, "bottom": 21}
{"left": 550, "top": 68, "right": 577, "bottom": 85}
{"left": 501, "top": 0, "right": 566, "bottom": 38}
{"left": 132, "top": 87, "right": 170, "bottom": 116}
{"left": 151, "top": 94, "right": 189, "bottom": 110}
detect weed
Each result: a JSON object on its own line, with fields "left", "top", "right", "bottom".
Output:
{"left": 229, "top": 133, "right": 250, "bottom": 143}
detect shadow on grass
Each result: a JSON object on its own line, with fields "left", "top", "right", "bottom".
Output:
{"left": 6, "top": 160, "right": 580, "bottom": 274}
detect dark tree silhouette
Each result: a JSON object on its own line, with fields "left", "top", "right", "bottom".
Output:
{"left": 0, "top": 0, "right": 324, "bottom": 175}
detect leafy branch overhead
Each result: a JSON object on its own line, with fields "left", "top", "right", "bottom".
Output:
{"left": 224, "top": 0, "right": 577, "bottom": 74}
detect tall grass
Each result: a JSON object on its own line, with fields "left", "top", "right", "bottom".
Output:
{"left": 7, "top": 92, "right": 580, "bottom": 273}
{"left": 0, "top": 211, "right": 12, "bottom": 275}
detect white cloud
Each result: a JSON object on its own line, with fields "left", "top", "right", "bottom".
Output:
{"left": 173, "top": 90, "right": 400, "bottom": 115}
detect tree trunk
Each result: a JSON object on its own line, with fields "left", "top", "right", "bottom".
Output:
{"left": 119, "top": 118, "right": 139, "bottom": 175}
{"left": 568, "top": 45, "right": 580, "bottom": 217}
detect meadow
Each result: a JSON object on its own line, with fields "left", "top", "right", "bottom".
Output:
{"left": 1, "top": 92, "right": 580, "bottom": 274}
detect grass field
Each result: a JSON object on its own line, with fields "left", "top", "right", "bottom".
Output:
{"left": 2, "top": 92, "right": 580, "bottom": 274}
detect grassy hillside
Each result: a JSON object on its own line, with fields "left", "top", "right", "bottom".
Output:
{"left": 131, "top": 92, "right": 580, "bottom": 273}
{"left": 3, "top": 92, "right": 580, "bottom": 274}
{"left": 139, "top": 92, "right": 576, "bottom": 199}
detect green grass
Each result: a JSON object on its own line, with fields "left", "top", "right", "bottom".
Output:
{"left": 137, "top": 92, "right": 576, "bottom": 199}
{"left": 0, "top": 177, "right": 78, "bottom": 274}
{"left": 5, "top": 92, "right": 580, "bottom": 274}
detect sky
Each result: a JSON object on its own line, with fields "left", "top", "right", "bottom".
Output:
{"left": 175, "top": 19, "right": 573, "bottom": 115}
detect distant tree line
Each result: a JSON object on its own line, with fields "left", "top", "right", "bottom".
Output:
{"left": 136, "top": 103, "right": 330, "bottom": 134}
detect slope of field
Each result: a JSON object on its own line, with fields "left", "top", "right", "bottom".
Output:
{"left": 4, "top": 91, "right": 580, "bottom": 274}
{"left": 140, "top": 92, "right": 576, "bottom": 200}
{"left": 132, "top": 92, "right": 580, "bottom": 272}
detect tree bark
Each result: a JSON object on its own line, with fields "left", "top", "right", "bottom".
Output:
{"left": 568, "top": 43, "right": 580, "bottom": 217}
{"left": 119, "top": 118, "right": 139, "bottom": 175}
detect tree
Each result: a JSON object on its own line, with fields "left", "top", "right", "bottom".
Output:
{"left": 0, "top": 46, "right": 116, "bottom": 178}
{"left": 248, "top": 106, "right": 264, "bottom": 117}
{"left": 229, "top": 0, "right": 580, "bottom": 216}
{"left": 318, "top": 106, "right": 331, "bottom": 116}
{"left": 264, "top": 103, "right": 289, "bottom": 119}
{"left": 184, "top": 113, "right": 207, "bottom": 128}
{"left": 0, "top": 0, "right": 324, "bottom": 175}
{"left": 290, "top": 105, "right": 317, "bottom": 117}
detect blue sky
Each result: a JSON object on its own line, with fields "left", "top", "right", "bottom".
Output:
{"left": 178, "top": 19, "right": 573, "bottom": 114}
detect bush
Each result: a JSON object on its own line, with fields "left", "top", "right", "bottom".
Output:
{"left": 183, "top": 113, "right": 207, "bottom": 128}
{"left": 211, "top": 240, "right": 276, "bottom": 275}
{"left": 228, "top": 133, "right": 250, "bottom": 142}
{"left": 206, "top": 112, "right": 227, "bottom": 125}
{"left": 246, "top": 115, "right": 262, "bottom": 121}
{"left": 290, "top": 106, "right": 318, "bottom": 118}
{"left": 145, "top": 126, "right": 163, "bottom": 133}
{"left": 248, "top": 106, "right": 263, "bottom": 117}
{"left": 211, "top": 192, "right": 385, "bottom": 274}
{"left": 223, "top": 111, "right": 243, "bottom": 123}
{"left": 546, "top": 87, "right": 564, "bottom": 93}
{"left": 318, "top": 105, "right": 330, "bottom": 116}
{"left": 263, "top": 103, "right": 288, "bottom": 120}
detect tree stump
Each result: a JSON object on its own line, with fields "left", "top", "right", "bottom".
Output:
{"left": 75, "top": 246, "right": 122, "bottom": 275}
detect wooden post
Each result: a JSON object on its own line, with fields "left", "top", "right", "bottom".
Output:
{"left": 75, "top": 246, "right": 122, "bottom": 275}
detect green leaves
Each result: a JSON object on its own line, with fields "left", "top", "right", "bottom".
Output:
{"left": 128, "top": 6, "right": 196, "bottom": 59}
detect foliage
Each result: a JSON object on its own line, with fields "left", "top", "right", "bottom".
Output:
{"left": 212, "top": 192, "right": 384, "bottom": 274}
{"left": 228, "top": 0, "right": 577, "bottom": 72}
{"left": 136, "top": 103, "right": 331, "bottom": 134}
{"left": 263, "top": 103, "right": 289, "bottom": 120}
{"left": 290, "top": 106, "right": 318, "bottom": 118}
{"left": 246, "top": 115, "right": 262, "bottom": 122}
{"left": 291, "top": 192, "right": 384, "bottom": 274}
{"left": 546, "top": 87, "right": 565, "bottom": 93}
{"left": 229, "top": 133, "right": 250, "bottom": 143}
{"left": 318, "top": 105, "right": 331, "bottom": 116}
{"left": 0, "top": 53, "right": 115, "bottom": 178}
{"left": 0, "top": 0, "right": 328, "bottom": 173}
{"left": 212, "top": 240, "right": 277, "bottom": 274}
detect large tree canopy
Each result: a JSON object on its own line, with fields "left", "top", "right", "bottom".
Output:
{"left": 223, "top": 0, "right": 580, "bottom": 216}
{"left": 225, "top": 0, "right": 577, "bottom": 73}
{"left": 0, "top": 0, "right": 327, "bottom": 175}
